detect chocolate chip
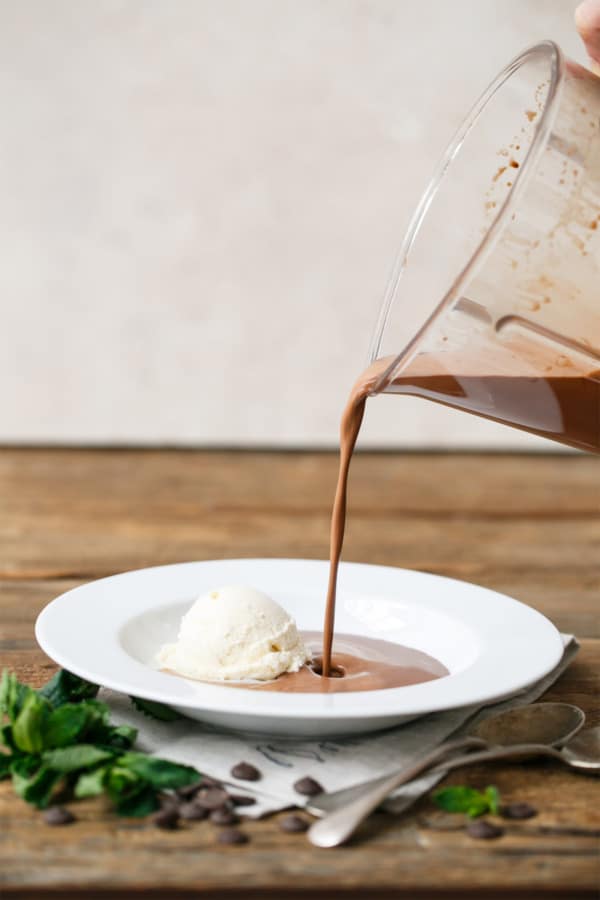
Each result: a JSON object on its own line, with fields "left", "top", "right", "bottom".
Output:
{"left": 217, "top": 827, "right": 249, "bottom": 845}
{"left": 231, "top": 761, "right": 261, "bottom": 781}
{"left": 195, "top": 787, "right": 230, "bottom": 810}
{"left": 152, "top": 807, "right": 179, "bottom": 830}
{"left": 210, "top": 807, "right": 239, "bottom": 826}
{"left": 466, "top": 819, "right": 504, "bottom": 840}
{"left": 159, "top": 793, "right": 179, "bottom": 811}
{"left": 43, "top": 806, "right": 76, "bottom": 826}
{"left": 229, "top": 794, "right": 256, "bottom": 807}
{"left": 500, "top": 802, "right": 537, "bottom": 820}
{"left": 179, "top": 801, "right": 209, "bottom": 821}
{"left": 199, "top": 775, "right": 222, "bottom": 788}
{"left": 293, "top": 776, "right": 323, "bottom": 797}
{"left": 278, "top": 813, "right": 309, "bottom": 833}
{"left": 175, "top": 780, "right": 203, "bottom": 800}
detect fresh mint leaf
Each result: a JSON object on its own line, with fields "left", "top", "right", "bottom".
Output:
{"left": 11, "top": 757, "right": 63, "bottom": 809}
{"left": 79, "top": 701, "right": 133, "bottom": 747}
{"left": 38, "top": 670, "right": 99, "bottom": 708}
{"left": 485, "top": 785, "right": 500, "bottom": 815}
{"left": 433, "top": 784, "right": 501, "bottom": 818}
{"left": 43, "top": 704, "right": 90, "bottom": 748}
{"left": 105, "top": 764, "right": 141, "bottom": 799}
{"left": 129, "top": 696, "right": 181, "bottom": 722}
{"left": 0, "top": 753, "right": 11, "bottom": 780}
{"left": 74, "top": 765, "right": 109, "bottom": 798}
{"left": 78, "top": 698, "right": 110, "bottom": 721}
{"left": 433, "top": 785, "right": 481, "bottom": 812}
{"left": 12, "top": 692, "right": 52, "bottom": 753}
{"left": 100, "top": 724, "right": 137, "bottom": 750}
{"left": 1, "top": 724, "right": 18, "bottom": 752}
{"left": 116, "top": 752, "right": 199, "bottom": 790}
{"left": 104, "top": 764, "right": 158, "bottom": 816}
{"left": 114, "top": 784, "right": 160, "bottom": 817}
{"left": 0, "top": 670, "right": 32, "bottom": 722}
{"left": 1, "top": 668, "right": 191, "bottom": 819}
{"left": 74, "top": 700, "right": 111, "bottom": 743}
{"left": 42, "top": 744, "right": 113, "bottom": 774}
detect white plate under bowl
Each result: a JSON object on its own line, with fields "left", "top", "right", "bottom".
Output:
{"left": 35, "top": 558, "right": 563, "bottom": 737}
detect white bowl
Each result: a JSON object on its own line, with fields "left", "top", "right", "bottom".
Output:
{"left": 35, "top": 558, "right": 563, "bottom": 736}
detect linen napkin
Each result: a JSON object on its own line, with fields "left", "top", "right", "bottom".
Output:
{"left": 103, "top": 634, "right": 577, "bottom": 818}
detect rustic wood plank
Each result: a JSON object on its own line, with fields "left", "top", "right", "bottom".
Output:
{"left": 2, "top": 886, "right": 598, "bottom": 900}
{"left": 1, "top": 450, "right": 599, "bottom": 581}
{"left": 3, "top": 514, "right": 599, "bottom": 584}
{"left": 1, "top": 512, "right": 598, "bottom": 582}
{"left": 1, "top": 449, "right": 598, "bottom": 516}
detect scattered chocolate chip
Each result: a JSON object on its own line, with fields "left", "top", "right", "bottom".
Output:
{"left": 466, "top": 819, "right": 504, "bottom": 840}
{"left": 179, "top": 801, "right": 209, "bottom": 821}
{"left": 217, "top": 827, "right": 249, "bottom": 845}
{"left": 500, "top": 802, "right": 537, "bottom": 820}
{"left": 159, "top": 793, "right": 179, "bottom": 811}
{"left": 176, "top": 780, "right": 203, "bottom": 800}
{"left": 195, "top": 787, "right": 231, "bottom": 810}
{"left": 210, "top": 807, "right": 239, "bottom": 826}
{"left": 229, "top": 794, "right": 256, "bottom": 807}
{"left": 231, "top": 761, "right": 261, "bottom": 781}
{"left": 199, "top": 775, "right": 222, "bottom": 788}
{"left": 278, "top": 813, "right": 309, "bottom": 833}
{"left": 152, "top": 807, "right": 179, "bottom": 830}
{"left": 293, "top": 776, "right": 323, "bottom": 797}
{"left": 43, "top": 806, "right": 76, "bottom": 826}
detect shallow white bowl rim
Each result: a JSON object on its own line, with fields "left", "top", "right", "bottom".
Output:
{"left": 35, "top": 558, "right": 563, "bottom": 720}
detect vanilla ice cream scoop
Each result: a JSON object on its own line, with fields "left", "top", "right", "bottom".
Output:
{"left": 157, "top": 585, "right": 310, "bottom": 682}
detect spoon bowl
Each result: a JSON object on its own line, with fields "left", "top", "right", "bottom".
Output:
{"left": 472, "top": 702, "right": 585, "bottom": 748}
{"left": 561, "top": 726, "right": 600, "bottom": 771}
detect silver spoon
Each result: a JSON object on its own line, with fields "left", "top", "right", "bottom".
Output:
{"left": 307, "top": 703, "right": 584, "bottom": 817}
{"left": 425, "top": 725, "right": 600, "bottom": 774}
{"left": 308, "top": 703, "right": 587, "bottom": 848}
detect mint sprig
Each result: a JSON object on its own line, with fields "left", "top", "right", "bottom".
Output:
{"left": 37, "top": 669, "right": 100, "bottom": 707}
{"left": 433, "top": 784, "right": 500, "bottom": 818}
{"left": 0, "top": 668, "right": 200, "bottom": 817}
{"left": 129, "top": 696, "right": 181, "bottom": 722}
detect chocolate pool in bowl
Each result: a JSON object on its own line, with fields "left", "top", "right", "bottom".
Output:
{"left": 235, "top": 632, "right": 448, "bottom": 694}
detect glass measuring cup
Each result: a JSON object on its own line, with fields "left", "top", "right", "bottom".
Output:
{"left": 368, "top": 41, "right": 600, "bottom": 453}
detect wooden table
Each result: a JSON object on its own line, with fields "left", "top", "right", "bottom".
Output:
{"left": 1, "top": 449, "right": 598, "bottom": 899}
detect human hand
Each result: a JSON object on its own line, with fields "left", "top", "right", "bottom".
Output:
{"left": 576, "top": 0, "right": 600, "bottom": 75}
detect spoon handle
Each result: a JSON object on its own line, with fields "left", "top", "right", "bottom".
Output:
{"left": 306, "top": 735, "right": 486, "bottom": 817}
{"left": 427, "top": 742, "right": 562, "bottom": 773}
{"left": 307, "top": 742, "right": 560, "bottom": 848}
{"left": 307, "top": 736, "right": 488, "bottom": 848}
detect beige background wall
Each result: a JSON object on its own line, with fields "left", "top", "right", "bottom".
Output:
{"left": 0, "top": 0, "right": 586, "bottom": 448}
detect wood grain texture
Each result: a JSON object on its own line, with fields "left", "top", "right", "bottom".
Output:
{"left": 0, "top": 449, "right": 599, "bottom": 898}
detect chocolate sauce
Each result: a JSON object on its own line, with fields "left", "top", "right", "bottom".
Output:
{"left": 236, "top": 633, "right": 448, "bottom": 693}
{"left": 321, "top": 359, "right": 391, "bottom": 675}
